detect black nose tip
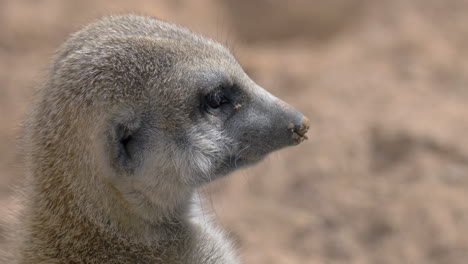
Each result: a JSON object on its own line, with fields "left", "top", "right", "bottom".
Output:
{"left": 289, "top": 116, "right": 310, "bottom": 143}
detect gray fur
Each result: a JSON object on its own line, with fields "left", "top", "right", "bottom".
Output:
{"left": 2, "top": 15, "right": 309, "bottom": 263}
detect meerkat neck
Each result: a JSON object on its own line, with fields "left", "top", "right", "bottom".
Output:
{"left": 28, "top": 165, "right": 195, "bottom": 245}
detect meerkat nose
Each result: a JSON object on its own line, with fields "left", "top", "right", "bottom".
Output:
{"left": 289, "top": 115, "right": 310, "bottom": 144}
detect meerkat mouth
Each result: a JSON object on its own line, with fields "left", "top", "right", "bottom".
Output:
{"left": 212, "top": 150, "right": 261, "bottom": 178}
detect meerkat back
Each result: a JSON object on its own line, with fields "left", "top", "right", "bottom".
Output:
{"left": 4, "top": 15, "right": 309, "bottom": 264}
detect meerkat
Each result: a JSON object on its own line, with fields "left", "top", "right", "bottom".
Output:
{"left": 3, "top": 15, "right": 309, "bottom": 263}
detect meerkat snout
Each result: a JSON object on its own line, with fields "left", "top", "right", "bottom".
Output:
{"left": 6, "top": 15, "right": 309, "bottom": 264}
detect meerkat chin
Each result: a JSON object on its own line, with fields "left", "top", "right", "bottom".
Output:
{"left": 5, "top": 14, "right": 309, "bottom": 264}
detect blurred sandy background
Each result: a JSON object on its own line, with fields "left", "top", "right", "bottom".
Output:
{"left": 1, "top": 0, "right": 468, "bottom": 263}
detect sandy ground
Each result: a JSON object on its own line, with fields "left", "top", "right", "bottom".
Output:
{"left": 1, "top": 1, "right": 468, "bottom": 263}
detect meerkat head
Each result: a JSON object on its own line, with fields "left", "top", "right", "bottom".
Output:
{"left": 103, "top": 40, "right": 309, "bottom": 186}
{"left": 33, "top": 16, "right": 308, "bottom": 217}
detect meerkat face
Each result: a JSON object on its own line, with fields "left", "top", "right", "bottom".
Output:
{"left": 106, "top": 42, "right": 309, "bottom": 190}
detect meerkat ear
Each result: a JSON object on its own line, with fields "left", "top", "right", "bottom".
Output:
{"left": 108, "top": 112, "right": 143, "bottom": 173}
{"left": 116, "top": 123, "right": 135, "bottom": 167}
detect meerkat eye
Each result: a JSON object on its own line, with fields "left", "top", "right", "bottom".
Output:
{"left": 205, "top": 89, "right": 229, "bottom": 109}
